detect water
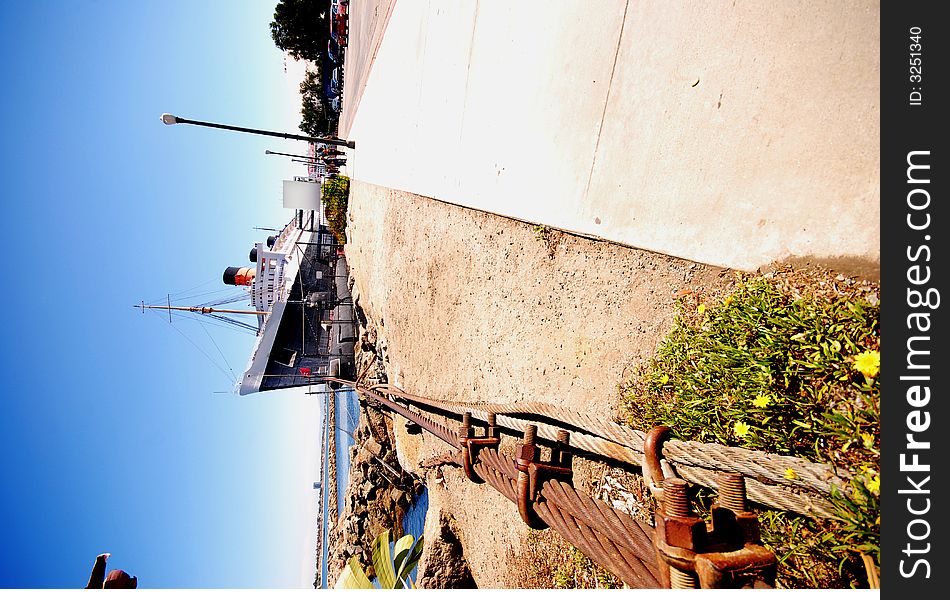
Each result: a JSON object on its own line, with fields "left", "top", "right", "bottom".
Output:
{"left": 400, "top": 488, "right": 429, "bottom": 583}
{"left": 334, "top": 389, "right": 361, "bottom": 517}
{"left": 320, "top": 388, "right": 429, "bottom": 588}
{"left": 402, "top": 488, "right": 428, "bottom": 539}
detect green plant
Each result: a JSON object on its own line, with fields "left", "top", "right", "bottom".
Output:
{"left": 321, "top": 175, "right": 350, "bottom": 244}
{"left": 335, "top": 530, "right": 424, "bottom": 589}
{"left": 620, "top": 272, "right": 880, "bottom": 587}
{"left": 533, "top": 224, "right": 549, "bottom": 242}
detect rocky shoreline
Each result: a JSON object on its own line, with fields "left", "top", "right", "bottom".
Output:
{"left": 323, "top": 388, "right": 418, "bottom": 584}
{"left": 321, "top": 290, "right": 474, "bottom": 588}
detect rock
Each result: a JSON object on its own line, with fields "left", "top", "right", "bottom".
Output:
{"left": 416, "top": 507, "right": 477, "bottom": 589}
{"left": 390, "top": 488, "right": 405, "bottom": 505}
{"left": 356, "top": 447, "right": 373, "bottom": 465}
{"left": 364, "top": 436, "right": 383, "bottom": 457}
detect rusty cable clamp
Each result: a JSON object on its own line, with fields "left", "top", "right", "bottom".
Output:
{"left": 457, "top": 412, "right": 502, "bottom": 484}
{"left": 644, "top": 427, "right": 777, "bottom": 588}
{"left": 514, "top": 424, "right": 573, "bottom": 530}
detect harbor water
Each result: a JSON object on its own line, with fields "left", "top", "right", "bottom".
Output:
{"left": 319, "top": 388, "right": 428, "bottom": 587}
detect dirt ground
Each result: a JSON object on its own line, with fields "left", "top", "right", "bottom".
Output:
{"left": 342, "top": 180, "right": 754, "bottom": 587}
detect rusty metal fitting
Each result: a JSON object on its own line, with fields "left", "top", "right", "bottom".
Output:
{"left": 515, "top": 425, "right": 572, "bottom": 530}
{"left": 710, "top": 472, "right": 763, "bottom": 548}
{"left": 643, "top": 426, "right": 672, "bottom": 503}
{"left": 516, "top": 425, "right": 538, "bottom": 472}
{"left": 485, "top": 412, "right": 500, "bottom": 438}
{"left": 694, "top": 545, "right": 777, "bottom": 589}
{"left": 718, "top": 472, "right": 747, "bottom": 512}
{"left": 652, "top": 474, "right": 777, "bottom": 589}
{"left": 653, "top": 483, "right": 705, "bottom": 589}
{"left": 553, "top": 429, "right": 572, "bottom": 469}
{"left": 669, "top": 567, "right": 698, "bottom": 589}
{"left": 458, "top": 411, "right": 474, "bottom": 441}
{"left": 662, "top": 478, "right": 692, "bottom": 518}
{"left": 458, "top": 412, "right": 500, "bottom": 485}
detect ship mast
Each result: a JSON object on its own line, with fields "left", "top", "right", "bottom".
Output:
{"left": 136, "top": 303, "right": 271, "bottom": 316}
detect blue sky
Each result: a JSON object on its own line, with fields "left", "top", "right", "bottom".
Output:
{"left": 0, "top": 1, "right": 326, "bottom": 588}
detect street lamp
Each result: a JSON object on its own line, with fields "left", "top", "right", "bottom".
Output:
{"left": 160, "top": 113, "right": 355, "bottom": 149}
{"left": 265, "top": 149, "right": 342, "bottom": 160}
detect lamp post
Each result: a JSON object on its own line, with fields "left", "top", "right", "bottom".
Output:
{"left": 160, "top": 114, "right": 355, "bottom": 149}
{"left": 266, "top": 150, "right": 322, "bottom": 161}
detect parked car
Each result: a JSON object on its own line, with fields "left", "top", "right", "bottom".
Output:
{"left": 326, "top": 38, "right": 343, "bottom": 67}
{"left": 331, "top": 0, "right": 348, "bottom": 18}
{"left": 322, "top": 66, "right": 342, "bottom": 100}
{"left": 330, "top": 0, "right": 348, "bottom": 45}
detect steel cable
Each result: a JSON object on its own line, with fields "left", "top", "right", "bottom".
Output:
{"left": 373, "top": 384, "right": 846, "bottom": 519}
{"left": 340, "top": 381, "right": 777, "bottom": 588}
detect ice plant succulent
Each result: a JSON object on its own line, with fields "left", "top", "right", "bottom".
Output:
{"left": 853, "top": 350, "right": 880, "bottom": 378}
{"left": 733, "top": 421, "right": 750, "bottom": 437}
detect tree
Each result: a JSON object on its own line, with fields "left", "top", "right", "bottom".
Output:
{"left": 270, "top": 0, "right": 331, "bottom": 62}
{"left": 299, "top": 69, "right": 331, "bottom": 136}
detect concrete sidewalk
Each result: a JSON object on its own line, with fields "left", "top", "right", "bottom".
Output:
{"left": 343, "top": 0, "right": 879, "bottom": 275}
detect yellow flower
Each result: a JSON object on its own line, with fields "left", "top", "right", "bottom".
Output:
{"left": 853, "top": 350, "right": 880, "bottom": 378}
{"left": 861, "top": 432, "right": 874, "bottom": 449}
{"left": 697, "top": 304, "right": 706, "bottom": 314}
{"left": 733, "top": 421, "right": 750, "bottom": 437}
{"left": 866, "top": 475, "right": 880, "bottom": 494}
{"left": 723, "top": 296, "right": 733, "bottom": 306}
{"left": 752, "top": 394, "right": 771, "bottom": 408}
{"left": 659, "top": 374, "right": 670, "bottom": 385}
{"left": 784, "top": 468, "right": 798, "bottom": 480}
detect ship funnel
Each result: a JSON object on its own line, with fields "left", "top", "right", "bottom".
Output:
{"left": 223, "top": 266, "right": 256, "bottom": 286}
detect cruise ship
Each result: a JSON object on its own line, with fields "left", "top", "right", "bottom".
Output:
{"left": 140, "top": 205, "right": 357, "bottom": 394}
{"left": 231, "top": 209, "right": 356, "bottom": 394}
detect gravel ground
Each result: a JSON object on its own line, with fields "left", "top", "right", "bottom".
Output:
{"left": 343, "top": 180, "right": 737, "bottom": 587}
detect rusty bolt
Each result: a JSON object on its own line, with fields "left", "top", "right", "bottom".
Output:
{"left": 718, "top": 472, "right": 747, "bottom": 512}
{"left": 459, "top": 412, "right": 474, "bottom": 440}
{"left": 663, "top": 478, "right": 692, "bottom": 518}
{"left": 523, "top": 424, "right": 537, "bottom": 445}
{"left": 670, "top": 567, "right": 698, "bottom": 589}
{"left": 486, "top": 412, "right": 499, "bottom": 438}
{"left": 554, "top": 429, "right": 571, "bottom": 468}
{"left": 517, "top": 425, "right": 538, "bottom": 467}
